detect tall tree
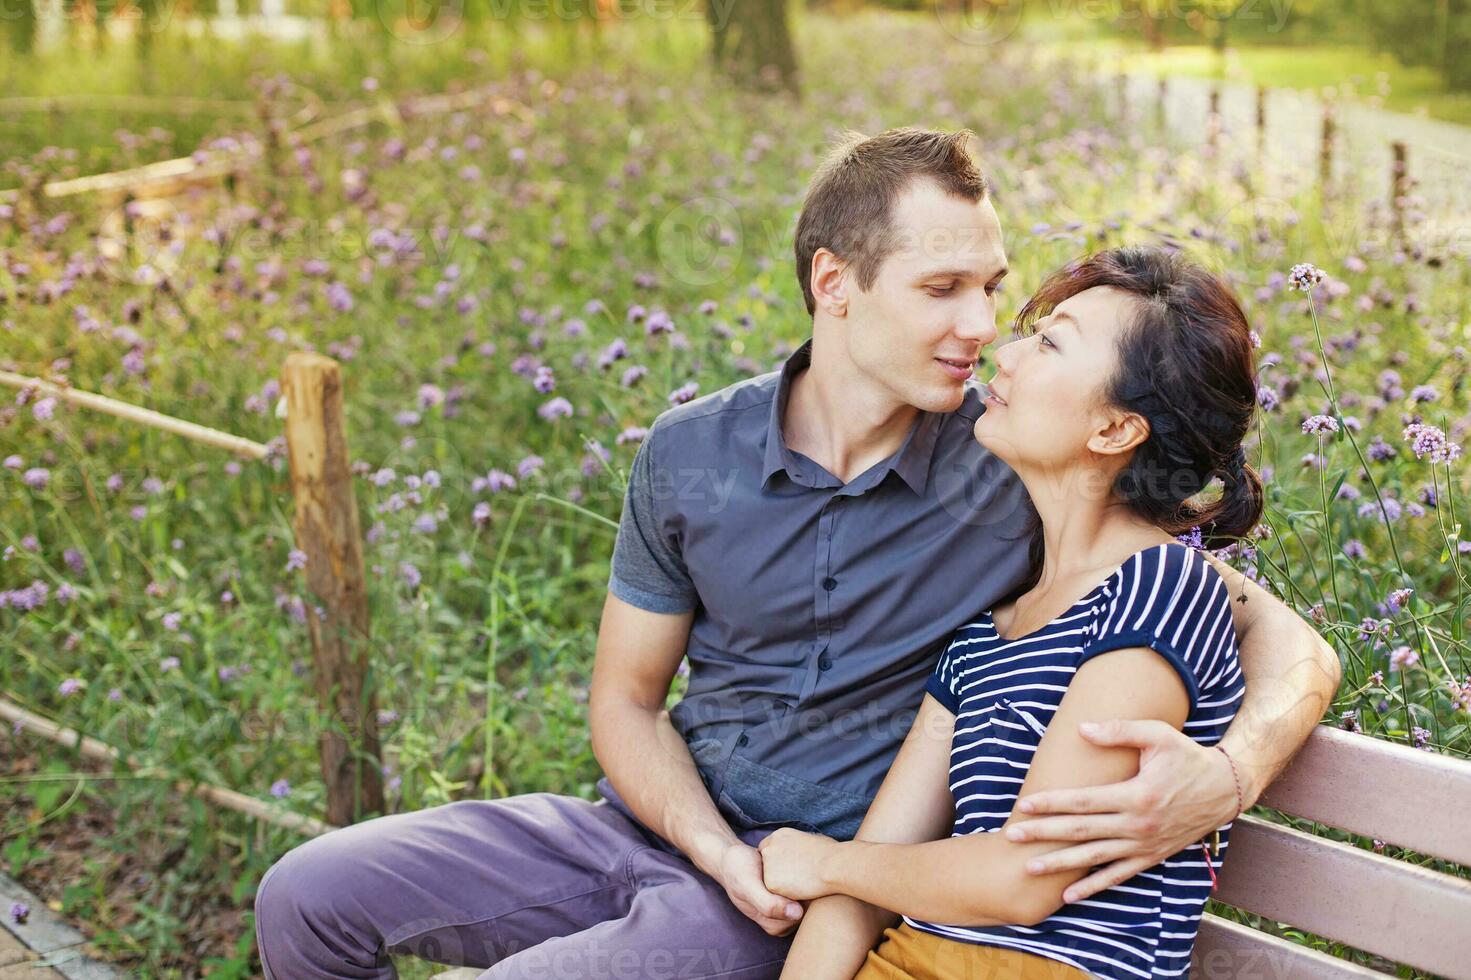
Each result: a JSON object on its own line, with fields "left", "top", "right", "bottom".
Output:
{"left": 708, "top": 0, "right": 799, "bottom": 95}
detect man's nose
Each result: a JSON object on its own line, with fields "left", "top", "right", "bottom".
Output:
{"left": 954, "top": 301, "right": 998, "bottom": 347}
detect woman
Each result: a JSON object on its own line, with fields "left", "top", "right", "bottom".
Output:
{"left": 757, "top": 245, "right": 1264, "bottom": 980}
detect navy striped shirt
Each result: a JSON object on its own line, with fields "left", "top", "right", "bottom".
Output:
{"left": 907, "top": 542, "right": 1245, "bottom": 979}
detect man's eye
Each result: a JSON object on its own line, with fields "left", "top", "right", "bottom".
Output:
{"left": 985, "top": 282, "right": 1001, "bottom": 296}
{"left": 926, "top": 285, "right": 954, "bottom": 296}
{"left": 1039, "top": 333, "right": 1055, "bottom": 349}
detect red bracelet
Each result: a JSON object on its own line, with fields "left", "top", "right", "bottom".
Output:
{"left": 1215, "top": 744, "right": 1246, "bottom": 819}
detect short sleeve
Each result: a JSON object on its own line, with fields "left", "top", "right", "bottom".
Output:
{"left": 924, "top": 635, "right": 964, "bottom": 714}
{"left": 1077, "top": 543, "right": 1238, "bottom": 715}
{"left": 607, "top": 427, "right": 699, "bottom": 614}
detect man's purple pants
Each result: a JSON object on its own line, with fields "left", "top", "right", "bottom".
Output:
{"left": 253, "top": 777, "right": 793, "bottom": 979}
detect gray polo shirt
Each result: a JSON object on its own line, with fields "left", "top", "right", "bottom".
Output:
{"left": 608, "top": 338, "right": 1035, "bottom": 839}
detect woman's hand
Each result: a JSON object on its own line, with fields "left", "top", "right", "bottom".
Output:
{"left": 758, "top": 828, "right": 842, "bottom": 901}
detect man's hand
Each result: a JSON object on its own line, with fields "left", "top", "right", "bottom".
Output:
{"left": 716, "top": 841, "right": 806, "bottom": 936}
{"left": 1004, "top": 719, "right": 1237, "bottom": 902}
{"left": 757, "top": 828, "right": 840, "bottom": 902}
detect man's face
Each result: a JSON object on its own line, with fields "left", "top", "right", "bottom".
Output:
{"left": 842, "top": 180, "right": 1008, "bottom": 414}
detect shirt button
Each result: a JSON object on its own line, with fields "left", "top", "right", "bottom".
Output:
{"left": 822, "top": 576, "right": 838, "bottom": 591}
{"left": 818, "top": 655, "right": 833, "bottom": 671}
{"left": 737, "top": 733, "right": 749, "bottom": 747}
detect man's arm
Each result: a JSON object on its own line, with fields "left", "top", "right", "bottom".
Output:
{"left": 1004, "top": 557, "right": 1342, "bottom": 902}
{"left": 588, "top": 592, "right": 804, "bottom": 936}
{"left": 761, "top": 648, "right": 1192, "bottom": 926}
{"left": 778, "top": 695, "right": 958, "bottom": 980}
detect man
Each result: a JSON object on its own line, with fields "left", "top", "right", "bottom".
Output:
{"left": 254, "top": 129, "right": 1340, "bottom": 980}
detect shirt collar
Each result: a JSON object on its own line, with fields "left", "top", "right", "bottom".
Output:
{"left": 761, "top": 337, "right": 944, "bottom": 496}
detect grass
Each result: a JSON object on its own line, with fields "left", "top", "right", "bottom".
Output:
{"left": 1044, "top": 36, "right": 1471, "bottom": 126}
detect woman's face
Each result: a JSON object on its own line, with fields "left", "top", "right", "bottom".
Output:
{"left": 973, "top": 285, "right": 1140, "bottom": 477}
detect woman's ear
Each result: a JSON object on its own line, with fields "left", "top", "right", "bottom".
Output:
{"left": 1088, "top": 411, "right": 1149, "bottom": 459}
{"left": 810, "top": 248, "right": 848, "bottom": 317}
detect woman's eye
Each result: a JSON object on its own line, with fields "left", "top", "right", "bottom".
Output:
{"left": 1039, "top": 333, "right": 1055, "bottom": 349}
{"left": 927, "top": 285, "right": 954, "bottom": 297}
{"left": 985, "top": 283, "right": 999, "bottom": 296}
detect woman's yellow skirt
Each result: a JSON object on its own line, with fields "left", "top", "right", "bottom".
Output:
{"left": 855, "top": 923, "right": 1092, "bottom": 980}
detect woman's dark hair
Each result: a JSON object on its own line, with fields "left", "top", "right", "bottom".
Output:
{"left": 1006, "top": 246, "right": 1264, "bottom": 590}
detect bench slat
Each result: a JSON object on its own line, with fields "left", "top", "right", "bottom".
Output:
{"left": 1258, "top": 726, "right": 1471, "bottom": 866}
{"left": 1214, "top": 815, "right": 1471, "bottom": 978}
{"left": 1190, "top": 914, "right": 1386, "bottom": 979}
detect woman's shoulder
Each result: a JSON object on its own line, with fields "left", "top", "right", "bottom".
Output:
{"left": 1098, "top": 540, "right": 1227, "bottom": 600}
{"left": 1089, "top": 540, "right": 1236, "bottom": 647}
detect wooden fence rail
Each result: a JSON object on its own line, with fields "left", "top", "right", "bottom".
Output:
{"left": 2, "top": 357, "right": 383, "bottom": 826}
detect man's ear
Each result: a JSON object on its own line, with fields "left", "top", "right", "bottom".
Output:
{"left": 810, "top": 248, "right": 848, "bottom": 317}
{"left": 1087, "top": 410, "right": 1149, "bottom": 459}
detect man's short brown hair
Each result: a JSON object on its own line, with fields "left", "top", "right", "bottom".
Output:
{"left": 793, "top": 128, "right": 990, "bottom": 317}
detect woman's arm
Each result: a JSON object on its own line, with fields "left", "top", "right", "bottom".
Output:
{"left": 762, "top": 647, "right": 1190, "bottom": 926}
{"left": 1007, "top": 559, "right": 1340, "bottom": 901}
{"left": 775, "top": 694, "right": 958, "bottom": 980}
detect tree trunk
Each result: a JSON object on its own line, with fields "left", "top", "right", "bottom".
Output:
{"left": 709, "top": 0, "right": 799, "bottom": 95}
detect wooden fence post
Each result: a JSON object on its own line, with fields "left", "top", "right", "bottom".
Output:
{"left": 1255, "top": 86, "right": 1267, "bottom": 162}
{"left": 1207, "top": 86, "right": 1221, "bottom": 154}
{"left": 1390, "top": 141, "right": 1408, "bottom": 242}
{"left": 282, "top": 352, "right": 384, "bottom": 826}
{"left": 1320, "top": 102, "right": 1336, "bottom": 191}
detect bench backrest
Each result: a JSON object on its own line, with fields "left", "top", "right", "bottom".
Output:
{"left": 1190, "top": 725, "right": 1471, "bottom": 979}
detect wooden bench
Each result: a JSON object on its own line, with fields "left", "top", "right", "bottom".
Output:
{"left": 434, "top": 725, "right": 1471, "bottom": 979}
{"left": 1191, "top": 724, "right": 1471, "bottom": 978}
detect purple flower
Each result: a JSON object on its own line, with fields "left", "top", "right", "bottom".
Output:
{"left": 472, "top": 501, "right": 492, "bottom": 527}
{"left": 417, "top": 384, "right": 445, "bottom": 410}
{"left": 1409, "top": 385, "right": 1439, "bottom": 404}
{"left": 22, "top": 467, "right": 50, "bottom": 489}
{"left": 1403, "top": 422, "right": 1462, "bottom": 464}
{"left": 538, "top": 397, "right": 574, "bottom": 420}
{"left": 1175, "top": 526, "right": 1203, "bottom": 549}
{"left": 698, "top": 300, "right": 718, "bottom": 315}
{"left": 621, "top": 365, "right": 647, "bottom": 387}
{"left": 162, "top": 611, "right": 183, "bottom": 631}
{"left": 9, "top": 902, "right": 28, "bottom": 925}
{"left": 1390, "top": 645, "right": 1420, "bottom": 669}
{"left": 1343, "top": 539, "right": 1367, "bottom": 560}
{"left": 218, "top": 665, "right": 241, "bottom": 683}
{"left": 645, "top": 310, "right": 675, "bottom": 335}
{"left": 597, "top": 339, "right": 629, "bottom": 371}
{"left": 1287, "top": 263, "right": 1326, "bottom": 291}
{"left": 1387, "top": 588, "right": 1414, "bottom": 613}
{"left": 617, "top": 426, "right": 649, "bottom": 445}
{"left": 1301, "top": 415, "right": 1338, "bottom": 435}
{"left": 63, "top": 548, "right": 84, "bottom": 574}
{"left": 3, "top": 455, "right": 22, "bottom": 469}
{"left": 270, "top": 779, "right": 292, "bottom": 798}
{"left": 159, "top": 656, "right": 180, "bottom": 672}
{"left": 413, "top": 513, "right": 438, "bottom": 534}
{"left": 398, "top": 562, "right": 422, "bottom": 590}
{"left": 284, "top": 549, "right": 308, "bottom": 573}
{"left": 58, "top": 677, "right": 83, "bottom": 697}
{"left": 326, "top": 281, "right": 354, "bottom": 313}
{"left": 32, "top": 396, "right": 57, "bottom": 421}
{"left": 1256, "top": 385, "right": 1279, "bottom": 411}
{"left": 668, "top": 382, "right": 699, "bottom": 405}
{"left": 533, "top": 366, "right": 556, "bottom": 393}
{"left": 377, "top": 708, "right": 399, "bottom": 726}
